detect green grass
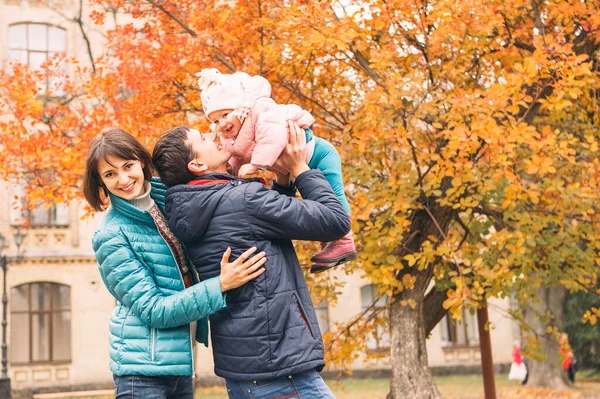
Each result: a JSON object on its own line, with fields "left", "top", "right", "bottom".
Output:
{"left": 435, "top": 374, "right": 517, "bottom": 398}
{"left": 56, "top": 374, "right": 600, "bottom": 399}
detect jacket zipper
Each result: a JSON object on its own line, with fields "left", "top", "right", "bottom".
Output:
{"left": 151, "top": 217, "right": 196, "bottom": 378}
{"left": 293, "top": 293, "right": 314, "bottom": 337}
{"left": 151, "top": 327, "right": 156, "bottom": 361}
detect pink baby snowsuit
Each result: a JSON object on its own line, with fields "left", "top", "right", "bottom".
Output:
{"left": 218, "top": 76, "right": 316, "bottom": 173}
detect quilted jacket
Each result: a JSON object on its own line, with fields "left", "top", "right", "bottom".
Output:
{"left": 164, "top": 170, "right": 351, "bottom": 380}
{"left": 92, "top": 178, "right": 227, "bottom": 376}
{"left": 221, "top": 74, "right": 315, "bottom": 172}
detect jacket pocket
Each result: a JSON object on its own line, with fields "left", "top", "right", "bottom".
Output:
{"left": 292, "top": 293, "right": 314, "bottom": 338}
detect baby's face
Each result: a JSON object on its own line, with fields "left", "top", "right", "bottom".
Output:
{"left": 208, "top": 109, "right": 242, "bottom": 140}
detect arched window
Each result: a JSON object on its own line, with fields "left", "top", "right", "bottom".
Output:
{"left": 8, "top": 23, "right": 66, "bottom": 69}
{"left": 10, "top": 282, "right": 71, "bottom": 364}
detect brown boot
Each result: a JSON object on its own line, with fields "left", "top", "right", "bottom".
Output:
{"left": 310, "top": 230, "right": 357, "bottom": 273}
{"left": 310, "top": 261, "right": 338, "bottom": 274}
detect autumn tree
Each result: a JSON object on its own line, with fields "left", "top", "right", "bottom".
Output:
{"left": 2, "top": 0, "right": 600, "bottom": 398}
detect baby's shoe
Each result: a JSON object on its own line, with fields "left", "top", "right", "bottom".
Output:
{"left": 310, "top": 231, "right": 357, "bottom": 273}
{"left": 310, "top": 261, "right": 338, "bottom": 274}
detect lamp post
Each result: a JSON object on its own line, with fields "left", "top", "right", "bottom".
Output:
{"left": 0, "top": 232, "right": 9, "bottom": 399}
{"left": 0, "top": 227, "right": 25, "bottom": 399}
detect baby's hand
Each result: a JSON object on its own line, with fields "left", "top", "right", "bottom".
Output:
{"left": 238, "top": 164, "right": 259, "bottom": 178}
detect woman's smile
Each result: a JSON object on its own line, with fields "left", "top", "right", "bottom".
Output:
{"left": 119, "top": 181, "right": 136, "bottom": 193}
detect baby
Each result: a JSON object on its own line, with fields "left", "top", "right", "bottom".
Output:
{"left": 197, "top": 68, "right": 357, "bottom": 272}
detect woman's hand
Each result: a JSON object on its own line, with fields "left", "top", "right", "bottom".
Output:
{"left": 272, "top": 120, "right": 310, "bottom": 180}
{"left": 219, "top": 247, "right": 267, "bottom": 292}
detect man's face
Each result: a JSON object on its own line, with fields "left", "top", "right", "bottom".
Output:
{"left": 187, "top": 128, "right": 232, "bottom": 174}
{"left": 208, "top": 109, "right": 243, "bottom": 139}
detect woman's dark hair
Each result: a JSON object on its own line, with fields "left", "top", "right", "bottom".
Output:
{"left": 152, "top": 126, "right": 197, "bottom": 187}
{"left": 83, "top": 128, "right": 153, "bottom": 212}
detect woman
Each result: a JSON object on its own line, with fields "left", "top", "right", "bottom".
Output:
{"left": 83, "top": 128, "right": 266, "bottom": 399}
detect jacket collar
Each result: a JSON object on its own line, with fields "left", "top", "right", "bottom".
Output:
{"left": 189, "top": 173, "right": 267, "bottom": 186}
{"left": 149, "top": 177, "right": 167, "bottom": 211}
{"left": 108, "top": 181, "right": 156, "bottom": 226}
{"left": 190, "top": 172, "right": 236, "bottom": 183}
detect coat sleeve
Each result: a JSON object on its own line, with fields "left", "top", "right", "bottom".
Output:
{"left": 244, "top": 169, "right": 350, "bottom": 241}
{"left": 92, "top": 229, "right": 227, "bottom": 329}
{"left": 271, "top": 179, "right": 297, "bottom": 197}
{"left": 283, "top": 104, "right": 315, "bottom": 128}
{"left": 250, "top": 111, "right": 288, "bottom": 168}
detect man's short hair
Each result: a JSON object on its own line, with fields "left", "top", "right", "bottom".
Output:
{"left": 152, "top": 126, "right": 197, "bottom": 187}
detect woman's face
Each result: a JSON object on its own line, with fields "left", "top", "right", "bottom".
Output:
{"left": 97, "top": 155, "right": 146, "bottom": 201}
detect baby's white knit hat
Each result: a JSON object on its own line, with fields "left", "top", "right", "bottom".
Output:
{"left": 197, "top": 68, "right": 251, "bottom": 122}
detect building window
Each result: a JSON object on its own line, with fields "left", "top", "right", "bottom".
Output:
{"left": 440, "top": 312, "right": 479, "bottom": 347}
{"left": 29, "top": 202, "right": 70, "bottom": 227}
{"left": 10, "top": 184, "right": 69, "bottom": 227}
{"left": 360, "top": 284, "right": 389, "bottom": 351}
{"left": 314, "top": 300, "right": 329, "bottom": 333}
{"left": 10, "top": 282, "right": 72, "bottom": 364}
{"left": 8, "top": 23, "right": 67, "bottom": 69}
{"left": 8, "top": 23, "right": 67, "bottom": 95}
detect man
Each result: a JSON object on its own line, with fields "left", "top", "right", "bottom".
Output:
{"left": 152, "top": 121, "right": 349, "bottom": 398}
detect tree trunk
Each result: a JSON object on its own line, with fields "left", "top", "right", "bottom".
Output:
{"left": 389, "top": 284, "right": 441, "bottom": 399}
{"left": 523, "top": 284, "right": 569, "bottom": 390}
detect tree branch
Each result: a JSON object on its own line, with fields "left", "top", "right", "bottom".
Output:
{"left": 76, "top": 0, "right": 96, "bottom": 73}
{"left": 145, "top": 0, "right": 198, "bottom": 37}
{"left": 325, "top": 297, "right": 387, "bottom": 352}
{"left": 44, "top": 0, "right": 96, "bottom": 73}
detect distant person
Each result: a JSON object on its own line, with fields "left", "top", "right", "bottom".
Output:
{"left": 559, "top": 332, "right": 577, "bottom": 383}
{"left": 84, "top": 128, "right": 266, "bottom": 399}
{"left": 508, "top": 341, "right": 527, "bottom": 383}
{"left": 196, "top": 68, "right": 357, "bottom": 272}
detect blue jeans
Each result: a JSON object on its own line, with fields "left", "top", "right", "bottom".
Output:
{"left": 225, "top": 369, "right": 335, "bottom": 399}
{"left": 113, "top": 375, "right": 194, "bottom": 399}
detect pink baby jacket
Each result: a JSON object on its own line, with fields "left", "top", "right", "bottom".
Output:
{"left": 221, "top": 77, "right": 316, "bottom": 172}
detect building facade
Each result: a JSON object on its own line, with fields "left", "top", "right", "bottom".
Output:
{"left": 0, "top": 0, "right": 518, "bottom": 393}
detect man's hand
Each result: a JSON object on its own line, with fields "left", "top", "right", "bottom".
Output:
{"left": 272, "top": 120, "right": 310, "bottom": 180}
{"left": 273, "top": 170, "right": 291, "bottom": 187}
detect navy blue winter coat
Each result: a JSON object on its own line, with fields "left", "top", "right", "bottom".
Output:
{"left": 164, "top": 170, "right": 350, "bottom": 380}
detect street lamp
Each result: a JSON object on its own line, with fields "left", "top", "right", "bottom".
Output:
{"left": 0, "top": 227, "right": 25, "bottom": 399}
{"left": 0, "top": 232, "right": 9, "bottom": 399}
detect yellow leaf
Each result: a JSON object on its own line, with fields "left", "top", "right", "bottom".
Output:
{"left": 405, "top": 254, "right": 417, "bottom": 267}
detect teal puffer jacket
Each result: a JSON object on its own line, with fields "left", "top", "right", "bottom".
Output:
{"left": 92, "top": 179, "right": 227, "bottom": 376}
